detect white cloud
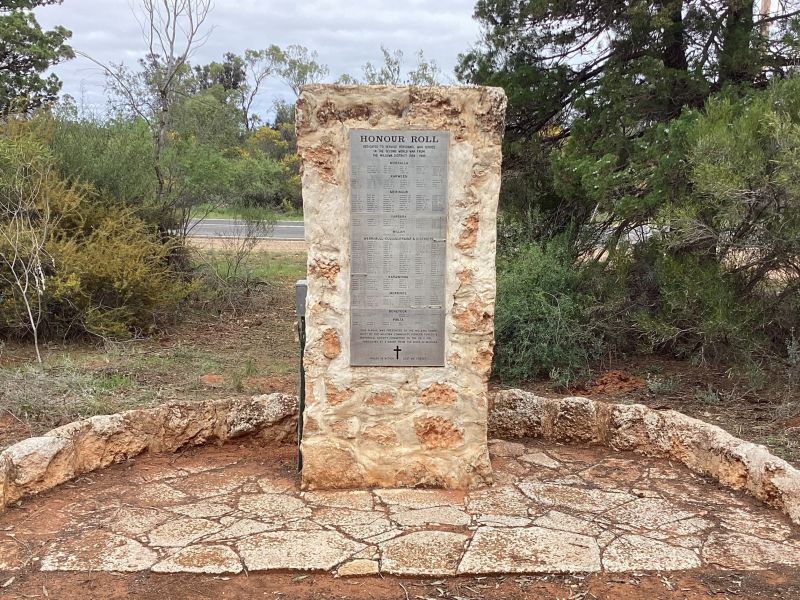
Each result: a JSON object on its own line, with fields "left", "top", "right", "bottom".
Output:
{"left": 35, "top": 0, "right": 481, "bottom": 116}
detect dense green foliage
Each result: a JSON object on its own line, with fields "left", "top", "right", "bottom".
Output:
{"left": 462, "top": 1, "right": 800, "bottom": 380}
{"left": 494, "top": 236, "right": 612, "bottom": 385}
{"left": 97, "top": 44, "right": 307, "bottom": 233}
{"left": 49, "top": 51, "right": 303, "bottom": 236}
{"left": 0, "top": 118, "right": 189, "bottom": 340}
{"left": 0, "top": 0, "right": 73, "bottom": 114}
{"left": 1, "top": 34, "right": 312, "bottom": 344}
{"left": 492, "top": 77, "right": 800, "bottom": 381}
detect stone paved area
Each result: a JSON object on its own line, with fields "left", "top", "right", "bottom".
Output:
{"left": 1, "top": 440, "right": 798, "bottom": 577}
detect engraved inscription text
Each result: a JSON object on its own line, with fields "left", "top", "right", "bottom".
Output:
{"left": 349, "top": 129, "right": 448, "bottom": 366}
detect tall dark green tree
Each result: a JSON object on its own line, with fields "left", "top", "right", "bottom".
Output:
{"left": 192, "top": 52, "right": 246, "bottom": 93}
{"left": 460, "top": 0, "right": 799, "bottom": 138}
{"left": 461, "top": 1, "right": 800, "bottom": 374}
{"left": 458, "top": 0, "right": 800, "bottom": 236}
{"left": 0, "top": 0, "right": 73, "bottom": 113}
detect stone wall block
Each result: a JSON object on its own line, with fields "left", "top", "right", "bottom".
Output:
{"left": 300, "top": 441, "right": 364, "bottom": 490}
{"left": 2, "top": 436, "right": 74, "bottom": 506}
{"left": 486, "top": 389, "right": 800, "bottom": 526}
{"left": 548, "top": 397, "right": 599, "bottom": 443}
{"left": 418, "top": 383, "right": 457, "bottom": 407}
{"left": 73, "top": 414, "right": 147, "bottom": 473}
{"left": 488, "top": 389, "right": 545, "bottom": 439}
{"left": 298, "top": 140, "right": 339, "bottom": 185}
{"left": 2, "top": 389, "right": 799, "bottom": 526}
{"left": 413, "top": 416, "right": 465, "bottom": 450}
{"left": 1, "top": 394, "right": 297, "bottom": 512}
{"left": 606, "top": 404, "right": 662, "bottom": 454}
{"left": 145, "top": 403, "right": 218, "bottom": 453}
{"left": 0, "top": 455, "right": 10, "bottom": 508}
{"left": 227, "top": 394, "right": 298, "bottom": 443}
{"left": 651, "top": 411, "right": 750, "bottom": 488}
{"left": 308, "top": 255, "right": 341, "bottom": 286}
{"left": 475, "top": 87, "right": 508, "bottom": 137}
{"left": 48, "top": 420, "right": 91, "bottom": 441}
{"left": 321, "top": 329, "right": 342, "bottom": 359}
{"left": 766, "top": 466, "right": 800, "bottom": 524}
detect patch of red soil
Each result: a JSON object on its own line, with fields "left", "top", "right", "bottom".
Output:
{"left": 242, "top": 376, "right": 296, "bottom": 394}
{"left": 199, "top": 373, "right": 225, "bottom": 388}
{"left": 83, "top": 359, "right": 112, "bottom": 371}
{"left": 783, "top": 414, "right": 800, "bottom": 430}
{"left": 2, "top": 567, "right": 797, "bottom": 599}
{"left": 588, "top": 370, "right": 646, "bottom": 396}
{"left": 0, "top": 413, "right": 30, "bottom": 450}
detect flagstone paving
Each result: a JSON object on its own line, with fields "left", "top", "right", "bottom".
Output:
{"left": 1, "top": 439, "right": 798, "bottom": 577}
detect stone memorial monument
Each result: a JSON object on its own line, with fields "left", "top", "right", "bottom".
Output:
{"left": 297, "top": 85, "right": 506, "bottom": 489}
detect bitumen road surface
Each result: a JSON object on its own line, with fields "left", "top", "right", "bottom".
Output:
{"left": 188, "top": 218, "right": 305, "bottom": 240}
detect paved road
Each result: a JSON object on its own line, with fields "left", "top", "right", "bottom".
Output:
{"left": 188, "top": 218, "right": 305, "bottom": 240}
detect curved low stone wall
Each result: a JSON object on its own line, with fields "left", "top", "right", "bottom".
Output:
{"left": 0, "top": 393, "right": 297, "bottom": 511}
{"left": 490, "top": 389, "right": 800, "bottom": 526}
{"left": 2, "top": 389, "right": 798, "bottom": 528}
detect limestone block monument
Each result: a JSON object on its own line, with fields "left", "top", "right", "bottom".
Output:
{"left": 297, "top": 85, "right": 506, "bottom": 489}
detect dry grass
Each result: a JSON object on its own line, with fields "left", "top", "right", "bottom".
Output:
{"left": 0, "top": 249, "right": 306, "bottom": 450}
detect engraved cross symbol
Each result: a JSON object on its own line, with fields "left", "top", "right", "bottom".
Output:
{"left": 393, "top": 346, "right": 402, "bottom": 360}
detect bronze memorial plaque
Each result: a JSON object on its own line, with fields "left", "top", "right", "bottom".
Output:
{"left": 349, "top": 129, "right": 448, "bottom": 366}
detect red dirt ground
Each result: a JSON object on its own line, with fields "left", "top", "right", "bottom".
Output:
{"left": 587, "top": 370, "right": 647, "bottom": 395}
{"left": 2, "top": 565, "right": 799, "bottom": 599}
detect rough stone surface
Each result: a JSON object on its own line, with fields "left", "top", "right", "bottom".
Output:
{"left": 490, "top": 389, "right": 800, "bottom": 526}
{"left": 237, "top": 531, "right": 365, "bottom": 572}
{"left": 603, "top": 535, "right": 701, "bottom": 572}
{"left": 488, "top": 439, "right": 526, "bottom": 458}
{"left": 520, "top": 451, "right": 562, "bottom": 469}
{"left": 391, "top": 506, "right": 472, "bottom": 527}
{"left": 0, "top": 540, "right": 19, "bottom": 570}
{"left": 151, "top": 545, "right": 243, "bottom": 574}
{"left": 702, "top": 532, "right": 800, "bottom": 570}
{"left": 3, "top": 389, "right": 800, "bottom": 535}
{"left": 40, "top": 531, "right": 159, "bottom": 572}
{"left": 3, "top": 441, "right": 796, "bottom": 578}
{"left": 298, "top": 85, "right": 506, "bottom": 489}
{"left": 336, "top": 558, "right": 380, "bottom": 576}
{"left": 0, "top": 394, "right": 296, "bottom": 511}
{"left": 380, "top": 531, "right": 468, "bottom": 575}
{"left": 459, "top": 527, "right": 601, "bottom": 574}
{"left": 148, "top": 518, "right": 223, "bottom": 547}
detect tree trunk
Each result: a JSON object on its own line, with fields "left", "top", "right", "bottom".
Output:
{"left": 154, "top": 89, "right": 169, "bottom": 207}
{"left": 662, "top": 1, "right": 689, "bottom": 72}
{"left": 660, "top": 0, "right": 692, "bottom": 116}
{"left": 20, "top": 291, "right": 42, "bottom": 364}
{"left": 719, "top": 0, "right": 756, "bottom": 85}
{"left": 759, "top": 0, "right": 771, "bottom": 36}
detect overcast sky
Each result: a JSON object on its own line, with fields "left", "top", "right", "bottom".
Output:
{"left": 35, "top": 0, "right": 482, "bottom": 117}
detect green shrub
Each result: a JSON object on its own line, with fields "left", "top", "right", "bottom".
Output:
{"left": 493, "top": 236, "right": 610, "bottom": 384}
{"left": 50, "top": 110, "right": 155, "bottom": 210}
{"left": 631, "top": 78, "right": 800, "bottom": 361}
{"left": 632, "top": 254, "right": 766, "bottom": 362}
{"left": 0, "top": 115, "right": 190, "bottom": 341}
{"left": 48, "top": 210, "right": 191, "bottom": 338}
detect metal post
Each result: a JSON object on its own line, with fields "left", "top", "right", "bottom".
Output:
{"left": 295, "top": 280, "right": 307, "bottom": 472}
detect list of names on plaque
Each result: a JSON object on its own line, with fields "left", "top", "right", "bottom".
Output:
{"left": 350, "top": 129, "right": 448, "bottom": 366}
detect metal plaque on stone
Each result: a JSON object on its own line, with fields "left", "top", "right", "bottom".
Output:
{"left": 349, "top": 129, "right": 448, "bottom": 366}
